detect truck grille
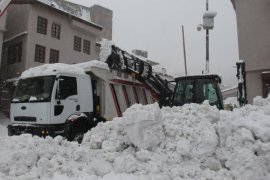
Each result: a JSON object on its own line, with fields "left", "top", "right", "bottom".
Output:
{"left": 14, "top": 116, "right": 37, "bottom": 122}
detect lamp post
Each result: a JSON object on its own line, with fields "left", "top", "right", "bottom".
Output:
{"left": 197, "top": 0, "right": 217, "bottom": 74}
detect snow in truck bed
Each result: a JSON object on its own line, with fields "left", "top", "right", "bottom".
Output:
{"left": 20, "top": 60, "right": 109, "bottom": 79}
{"left": 1, "top": 96, "right": 270, "bottom": 179}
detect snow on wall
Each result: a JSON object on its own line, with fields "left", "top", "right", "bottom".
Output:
{"left": 1, "top": 97, "right": 270, "bottom": 179}
{"left": 99, "top": 39, "right": 114, "bottom": 62}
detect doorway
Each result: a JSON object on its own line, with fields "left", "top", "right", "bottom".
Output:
{"left": 262, "top": 72, "right": 270, "bottom": 98}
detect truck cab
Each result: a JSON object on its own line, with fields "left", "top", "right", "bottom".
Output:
{"left": 172, "top": 75, "right": 224, "bottom": 109}
{"left": 9, "top": 71, "right": 93, "bottom": 138}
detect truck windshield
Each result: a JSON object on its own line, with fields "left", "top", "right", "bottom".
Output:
{"left": 173, "top": 78, "right": 222, "bottom": 109}
{"left": 12, "top": 76, "right": 56, "bottom": 103}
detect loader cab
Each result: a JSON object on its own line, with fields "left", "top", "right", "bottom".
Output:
{"left": 172, "top": 75, "right": 224, "bottom": 109}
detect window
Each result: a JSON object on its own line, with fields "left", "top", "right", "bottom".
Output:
{"left": 51, "top": 23, "right": 61, "bottom": 39}
{"left": 35, "top": 44, "right": 46, "bottom": 63}
{"left": 173, "top": 80, "right": 194, "bottom": 106}
{"left": 14, "top": 76, "right": 56, "bottom": 103}
{"left": 7, "top": 42, "right": 22, "bottom": 65}
{"left": 73, "top": 36, "right": 81, "bottom": 52}
{"left": 58, "top": 76, "right": 77, "bottom": 99}
{"left": 37, "top": 16, "right": 48, "bottom": 35}
{"left": 201, "top": 82, "right": 219, "bottom": 106}
{"left": 83, "top": 39, "right": 91, "bottom": 54}
{"left": 49, "top": 49, "right": 59, "bottom": 63}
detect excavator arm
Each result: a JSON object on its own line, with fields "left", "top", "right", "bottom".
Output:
{"left": 104, "top": 44, "right": 173, "bottom": 106}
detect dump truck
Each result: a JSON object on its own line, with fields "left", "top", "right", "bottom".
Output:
{"left": 8, "top": 61, "right": 161, "bottom": 141}
{"left": 7, "top": 41, "right": 172, "bottom": 141}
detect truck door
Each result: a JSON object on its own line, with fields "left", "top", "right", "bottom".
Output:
{"left": 50, "top": 75, "right": 79, "bottom": 124}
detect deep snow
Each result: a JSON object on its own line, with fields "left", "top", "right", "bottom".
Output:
{"left": 1, "top": 97, "right": 270, "bottom": 179}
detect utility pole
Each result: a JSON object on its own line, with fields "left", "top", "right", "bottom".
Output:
{"left": 182, "top": 25, "right": 188, "bottom": 76}
{"left": 205, "top": 0, "right": 209, "bottom": 74}
{"left": 197, "top": 0, "right": 216, "bottom": 74}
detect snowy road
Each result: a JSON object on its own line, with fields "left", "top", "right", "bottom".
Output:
{"left": 0, "top": 97, "right": 270, "bottom": 179}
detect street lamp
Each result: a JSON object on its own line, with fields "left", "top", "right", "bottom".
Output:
{"left": 197, "top": 0, "right": 217, "bottom": 74}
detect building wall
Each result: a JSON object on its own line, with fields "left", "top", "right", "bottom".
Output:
{"left": 90, "top": 5, "right": 113, "bottom": 40}
{"left": 25, "top": 3, "right": 101, "bottom": 69}
{"left": 234, "top": 0, "right": 270, "bottom": 102}
{"left": 0, "top": 4, "right": 29, "bottom": 80}
{"left": 246, "top": 70, "right": 263, "bottom": 102}
{"left": 0, "top": 11, "right": 8, "bottom": 115}
{"left": 0, "top": 11, "right": 7, "bottom": 67}
{"left": 0, "top": 2, "right": 102, "bottom": 80}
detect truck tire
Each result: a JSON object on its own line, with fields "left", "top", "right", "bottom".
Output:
{"left": 65, "top": 116, "right": 92, "bottom": 143}
{"left": 70, "top": 129, "right": 84, "bottom": 144}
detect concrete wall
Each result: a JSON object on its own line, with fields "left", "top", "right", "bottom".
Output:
{"left": 234, "top": 0, "right": 270, "bottom": 102}
{"left": 90, "top": 5, "right": 113, "bottom": 40}
{"left": 245, "top": 70, "right": 263, "bottom": 103}
{"left": 235, "top": 0, "right": 270, "bottom": 71}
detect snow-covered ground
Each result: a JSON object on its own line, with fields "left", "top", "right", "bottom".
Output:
{"left": 1, "top": 96, "right": 270, "bottom": 179}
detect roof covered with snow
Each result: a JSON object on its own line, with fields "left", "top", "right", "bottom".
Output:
{"left": 38, "top": 0, "right": 91, "bottom": 22}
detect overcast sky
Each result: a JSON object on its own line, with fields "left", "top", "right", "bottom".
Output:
{"left": 68, "top": 0, "right": 239, "bottom": 86}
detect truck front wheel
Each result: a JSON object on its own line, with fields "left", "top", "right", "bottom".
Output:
{"left": 64, "top": 117, "right": 92, "bottom": 143}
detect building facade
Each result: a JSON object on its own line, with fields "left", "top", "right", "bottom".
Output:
{"left": 0, "top": 0, "right": 112, "bottom": 114}
{"left": 232, "top": 0, "right": 270, "bottom": 102}
{"left": 89, "top": 4, "right": 113, "bottom": 41}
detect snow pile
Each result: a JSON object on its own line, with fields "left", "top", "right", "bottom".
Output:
{"left": 224, "top": 97, "right": 239, "bottom": 108}
{"left": 1, "top": 98, "right": 270, "bottom": 179}
{"left": 99, "top": 39, "right": 114, "bottom": 62}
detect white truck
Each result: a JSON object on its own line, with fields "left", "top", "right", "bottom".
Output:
{"left": 8, "top": 60, "right": 157, "bottom": 141}
{"left": 7, "top": 42, "right": 173, "bottom": 141}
